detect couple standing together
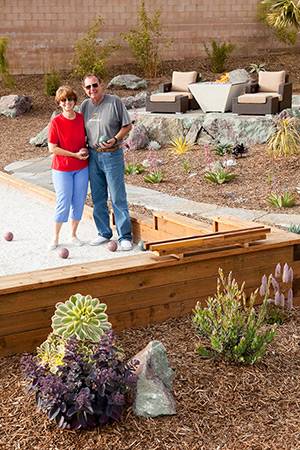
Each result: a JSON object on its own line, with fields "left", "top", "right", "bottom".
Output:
{"left": 48, "top": 74, "right": 133, "bottom": 252}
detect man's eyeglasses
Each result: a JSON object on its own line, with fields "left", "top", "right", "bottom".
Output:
{"left": 61, "top": 98, "right": 74, "bottom": 103}
{"left": 84, "top": 83, "right": 99, "bottom": 90}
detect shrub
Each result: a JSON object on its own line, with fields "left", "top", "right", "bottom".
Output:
{"left": 268, "top": 117, "right": 300, "bottom": 157}
{"left": 44, "top": 68, "right": 61, "bottom": 96}
{"left": 210, "top": 144, "right": 232, "bottom": 157}
{"left": 260, "top": 262, "right": 293, "bottom": 325}
{"left": 193, "top": 269, "right": 277, "bottom": 364}
{"left": 203, "top": 40, "right": 235, "bottom": 73}
{"left": 21, "top": 293, "right": 138, "bottom": 430}
{"left": 248, "top": 63, "right": 266, "bottom": 74}
{"left": 0, "top": 36, "right": 14, "bottom": 87}
{"left": 122, "top": 0, "right": 173, "bottom": 78}
{"left": 70, "top": 17, "right": 120, "bottom": 79}
{"left": 144, "top": 143, "right": 164, "bottom": 183}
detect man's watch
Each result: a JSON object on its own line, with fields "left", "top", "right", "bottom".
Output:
{"left": 113, "top": 137, "right": 118, "bottom": 144}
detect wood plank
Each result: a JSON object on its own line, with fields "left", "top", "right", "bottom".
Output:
{"left": 153, "top": 210, "right": 211, "bottom": 235}
{"left": 212, "top": 214, "right": 263, "bottom": 232}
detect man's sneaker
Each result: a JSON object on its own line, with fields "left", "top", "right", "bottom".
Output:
{"left": 89, "top": 236, "right": 109, "bottom": 246}
{"left": 120, "top": 240, "right": 133, "bottom": 251}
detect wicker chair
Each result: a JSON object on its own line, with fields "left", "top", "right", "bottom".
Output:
{"left": 146, "top": 71, "right": 200, "bottom": 113}
{"left": 232, "top": 71, "right": 292, "bottom": 115}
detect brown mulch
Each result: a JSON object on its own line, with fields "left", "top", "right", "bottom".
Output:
{"left": 1, "top": 53, "right": 300, "bottom": 449}
{"left": 1, "top": 311, "right": 300, "bottom": 450}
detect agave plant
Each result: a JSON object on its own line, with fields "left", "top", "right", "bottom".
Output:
{"left": 52, "top": 293, "right": 111, "bottom": 342}
{"left": 204, "top": 168, "right": 237, "bottom": 184}
{"left": 266, "top": 191, "right": 297, "bottom": 208}
{"left": 168, "top": 136, "right": 195, "bottom": 155}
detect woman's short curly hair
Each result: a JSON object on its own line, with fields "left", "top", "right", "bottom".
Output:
{"left": 55, "top": 85, "right": 78, "bottom": 106}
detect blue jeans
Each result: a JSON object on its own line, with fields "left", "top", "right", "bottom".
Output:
{"left": 88, "top": 147, "right": 132, "bottom": 242}
{"left": 52, "top": 167, "right": 89, "bottom": 222}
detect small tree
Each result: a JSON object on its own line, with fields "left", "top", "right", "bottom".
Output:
{"left": 203, "top": 40, "right": 235, "bottom": 73}
{"left": 70, "top": 17, "right": 120, "bottom": 79}
{"left": 122, "top": 0, "right": 173, "bottom": 78}
{"left": 0, "top": 36, "right": 14, "bottom": 87}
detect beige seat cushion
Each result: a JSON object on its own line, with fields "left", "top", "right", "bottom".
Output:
{"left": 150, "top": 91, "right": 192, "bottom": 102}
{"left": 258, "top": 71, "right": 285, "bottom": 93}
{"left": 238, "top": 92, "right": 282, "bottom": 104}
{"left": 171, "top": 71, "right": 198, "bottom": 92}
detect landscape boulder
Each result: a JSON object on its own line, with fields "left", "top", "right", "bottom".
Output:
{"left": 107, "top": 74, "right": 148, "bottom": 90}
{"left": 228, "top": 69, "right": 253, "bottom": 84}
{"left": 124, "top": 123, "right": 149, "bottom": 150}
{"left": 122, "top": 91, "right": 147, "bottom": 109}
{"left": 131, "top": 341, "right": 177, "bottom": 418}
{"left": 0, "top": 94, "right": 31, "bottom": 118}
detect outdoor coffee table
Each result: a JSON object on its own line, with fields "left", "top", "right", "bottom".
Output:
{"left": 188, "top": 81, "right": 248, "bottom": 113}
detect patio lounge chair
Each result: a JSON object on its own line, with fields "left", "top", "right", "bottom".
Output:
{"left": 232, "top": 71, "right": 292, "bottom": 115}
{"left": 146, "top": 71, "right": 200, "bottom": 113}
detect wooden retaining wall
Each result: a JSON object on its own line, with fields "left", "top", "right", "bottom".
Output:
{"left": 1, "top": 173, "right": 300, "bottom": 357}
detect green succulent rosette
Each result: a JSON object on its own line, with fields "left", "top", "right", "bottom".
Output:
{"left": 52, "top": 293, "right": 112, "bottom": 342}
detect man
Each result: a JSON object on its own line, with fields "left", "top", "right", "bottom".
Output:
{"left": 81, "top": 73, "right": 133, "bottom": 250}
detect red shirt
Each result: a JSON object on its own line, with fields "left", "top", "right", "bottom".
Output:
{"left": 48, "top": 112, "right": 88, "bottom": 171}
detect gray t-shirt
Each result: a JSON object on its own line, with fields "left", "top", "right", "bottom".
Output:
{"left": 81, "top": 94, "right": 131, "bottom": 148}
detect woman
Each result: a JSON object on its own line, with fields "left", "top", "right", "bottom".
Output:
{"left": 48, "top": 85, "right": 89, "bottom": 249}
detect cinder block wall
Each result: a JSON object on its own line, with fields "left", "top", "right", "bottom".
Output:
{"left": 1, "top": 0, "right": 298, "bottom": 74}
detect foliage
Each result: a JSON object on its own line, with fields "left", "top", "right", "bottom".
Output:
{"left": 248, "top": 63, "right": 266, "bottom": 73}
{"left": 260, "top": 263, "right": 293, "bottom": 325}
{"left": 267, "top": 117, "right": 300, "bottom": 157}
{"left": 21, "top": 293, "right": 138, "bottom": 430}
{"left": 198, "top": 72, "right": 207, "bottom": 82}
{"left": 144, "top": 170, "right": 164, "bottom": 183}
{"left": 0, "top": 36, "right": 14, "bottom": 87}
{"left": 70, "top": 17, "right": 120, "bottom": 79}
{"left": 286, "top": 223, "right": 300, "bottom": 234}
{"left": 232, "top": 143, "right": 249, "bottom": 158}
{"left": 122, "top": 0, "right": 173, "bottom": 78}
{"left": 168, "top": 136, "right": 195, "bottom": 155}
{"left": 125, "top": 162, "right": 146, "bottom": 174}
{"left": 44, "top": 68, "right": 61, "bottom": 96}
{"left": 182, "top": 159, "right": 189, "bottom": 172}
{"left": 21, "top": 331, "right": 138, "bottom": 430}
{"left": 211, "top": 144, "right": 232, "bottom": 156}
{"left": 52, "top": 293, "right": 112, "bottom": 342}
{"left": 144, "top": 143, "right": 164, "bottom": 183}
{"left": 257, "top": 0, "right": 300, "bottom": 44}
{"left": 124, "top": 138, "right": 146, "bottom": 174}
{"left": 193, "top": 269, "right": 277, "bottom": 364}
{"left": 204, "top": 168, "right": 237, "bottom": 184}
{"left": 203, "top": 40, "right": 235, "bottom": 73}
{"left": 266, "top": 190, "right": 296, "bottom": 208}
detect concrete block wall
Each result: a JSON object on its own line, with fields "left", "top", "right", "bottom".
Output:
{"left": 1, "top": 0, "right": 298, "bottom": 74}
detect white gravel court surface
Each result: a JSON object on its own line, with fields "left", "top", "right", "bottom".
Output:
{"left": 0, "top": 182, "right": 141, "bottom": 277}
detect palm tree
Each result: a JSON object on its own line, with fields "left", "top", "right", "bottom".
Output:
{"left": 262, "top": 0, "right": 300, "bottom": 29}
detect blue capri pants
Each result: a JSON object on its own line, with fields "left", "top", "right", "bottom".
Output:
{"left": 52, "top": 167, "right": 89, "bottom": 223}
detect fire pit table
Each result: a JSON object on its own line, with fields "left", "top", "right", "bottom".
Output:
{"left": 188, "top": 81, "right": 248, "bottom": 113}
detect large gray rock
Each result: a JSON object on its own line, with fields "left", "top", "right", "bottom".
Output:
{"left": 228, "top": 69, "right": 253, "bottom": 84}
{"left": 186, "top": 118, "right": 203, "bottom": 143}
{"left": 122, "top": 91, "right": 147, "bottom": 109}
{"left": 137, "top": 115, "right": 187, "bottom": 145}
{"left": 107, "top": 74, "right": 148, "bottom": 90}
{"left": 0, "top": 94, "right": 31, "bottom": 118}
{"left": 30, "top": 107, "right": 80, "bottom": 146}
{"left": 202, "top": 113, "right": 273, "bottom": 146}
{"left": 124, "top": 123, "right": 149, "bottom": 150}
{"left": 131, "top": 341, "right": 177, "bottom": 418}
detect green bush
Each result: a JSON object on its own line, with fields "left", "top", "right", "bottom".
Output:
{"left": 70, "top": 17, "right": 120, "bottom": 79}
{"left": 44, "top": 68, "right": 61, "bottom": 96}
{"left": 203, "top": 40, "right": 235, "bottom": 73}
{"left": 122, "top": 0, "right": 173, "bottom": 78}
{"left": 0, "top": 36, "right": 14, "bottom": 87}
{"left": 193, "top": 269, "right": 277, "bottom": 364}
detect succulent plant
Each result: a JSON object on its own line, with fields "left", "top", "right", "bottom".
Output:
{"left": 36, "top": 333, "right": 66, "bottom": 373}
{"left": 52, "top": 293, "right": 111, "bottom": 342}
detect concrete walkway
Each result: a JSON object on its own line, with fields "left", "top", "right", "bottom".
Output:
{"left": 4, "top": 156, "right": 300, "bottom": 230}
